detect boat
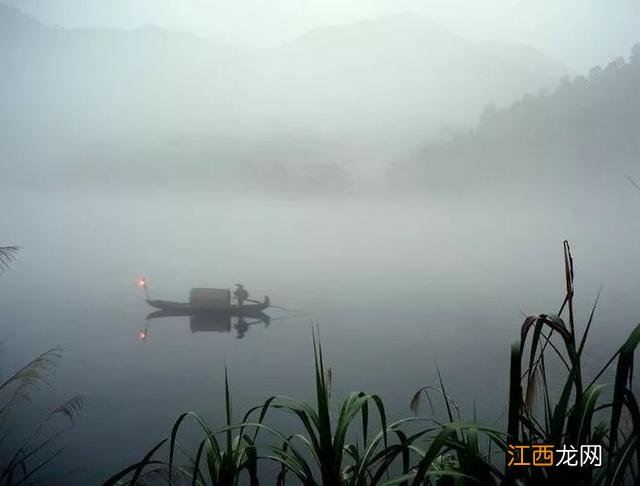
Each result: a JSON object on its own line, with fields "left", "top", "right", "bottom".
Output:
{"left": 136, "top": 282, "right": 303, "bottom": 340}
{"left": 145, "top": 298, "right": 270, "bottom": 316}
{"left": 140, "top": 282, "right": 271, "bottom": 317}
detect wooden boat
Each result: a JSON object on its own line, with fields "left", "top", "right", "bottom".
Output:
{"left": 141, "top": 284, "right": 271, "bottom": 317}
{"left": 146, "top": 298, "right": 270, "bottom": 316}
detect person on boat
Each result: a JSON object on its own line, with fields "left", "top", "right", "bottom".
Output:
{"left": 234, "top": 283, "right": 249, "bottom": 306}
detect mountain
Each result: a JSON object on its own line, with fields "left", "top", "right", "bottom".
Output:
{"left": 0, "top": 5, "right": 241, "bottom": 145}
{"left": 387, "top": 45, "right": 640, "bottom": 197}
{"left": 253, "top": 14, "right": 569, "bottom": 143}
{"left": 0, "top": 6, "right": 570, "bottom": 193}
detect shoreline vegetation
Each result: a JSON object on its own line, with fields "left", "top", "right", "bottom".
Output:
{"left": 1, "top": 247, "right": 85, "bottom": 486}
{"left": 106, "top": 242, "right": 639, "bottom": 485}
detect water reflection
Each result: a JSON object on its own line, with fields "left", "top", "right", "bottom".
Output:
{"left": 140, "top": 309, "right": 271, "bottom": 339}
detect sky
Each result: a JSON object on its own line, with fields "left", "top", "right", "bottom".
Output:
{"left": 2, "top": 0, "right": 639, "bottom": 72}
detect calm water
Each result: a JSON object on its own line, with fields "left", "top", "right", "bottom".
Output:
{"left": 2, "top": 189, "right": 639, "bottom": 483}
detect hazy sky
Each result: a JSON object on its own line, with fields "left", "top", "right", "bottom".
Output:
{"left": 2, "top": 0, "right": 639, "bottom": 72}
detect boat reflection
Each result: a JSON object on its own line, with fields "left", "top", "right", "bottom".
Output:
{"left": 140, "top": 309, "right": 271, "bottom": 340}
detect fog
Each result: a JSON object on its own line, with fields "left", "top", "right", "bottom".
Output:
{"left": 3, "top": 190, "right": 640, "bottom": 483}
{"left": 3, "top": 0, "right": 638, "bottom": 71}
{"left": 1, "top": 4, "right": 573, "bottom": 194}
{"left": 1, "top": 2, "right": 639, "bottom": 484}
{"left": 2, "top": 2, "right": 639, "bottom": 196}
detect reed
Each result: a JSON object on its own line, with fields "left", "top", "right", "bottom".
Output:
{"left": 0, "top": 246, "right": 19, "bottom": 273}
{"left": 106, "top": 328, "right": 425, "bottom": 485}
{"left": 0, "top": 348, "right": 86, "bottom": 485}
{"left": 247, "top": 326, "right": 408, "bottom": 486}
{"left": 105, "top": 365, "right": 267, "bottom": 486}
{"left": 500, "top": 242, "right": 640, "bottom": 485}
{"left": 1, "top": 247, "right": 85, "bottom": 485}
{"left": 107, "top": 242, "right": 639, "bottom": 485}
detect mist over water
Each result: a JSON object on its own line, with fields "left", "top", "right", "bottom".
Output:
{"left": 2, "top": 2, "right": 640, "bottom": 483}
{"left": 2, "top": 187, "right": 639, "bottom": 483}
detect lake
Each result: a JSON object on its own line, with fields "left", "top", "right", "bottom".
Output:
{"left": 1, "top": 189, "right": 639, "bottom": 484}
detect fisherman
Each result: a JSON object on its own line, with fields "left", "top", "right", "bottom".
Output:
{"left": 234, "top": 283, "right": 249, "bottom": 305}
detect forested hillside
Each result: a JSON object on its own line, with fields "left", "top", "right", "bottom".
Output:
{"left": 388, "top": 45, "right": 640, "bottom": 196}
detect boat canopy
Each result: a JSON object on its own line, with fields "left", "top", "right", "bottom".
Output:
{"left": 189, "top": 288, "right": 231, "bottom": 309}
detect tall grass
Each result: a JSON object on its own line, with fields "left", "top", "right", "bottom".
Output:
{"left": 1, "top": 246, "right": 85, "bottom": 485}
{"left": 245, "top": 328, "right": 416, "bottom": 486}
{"left": 106, "top": 330, "right": 427, "bottom": 486}
{"left": 0, "top": 246, "right": 20, "bottom": 274}
{"left": 0, "top": 349, "right": 86, "bottom": 485}
{"left": 501, "top": 241, "right": 640, "bottom": 485}
{"left": 107, "top": 242, "right": 639, "bottom": 485}
{"left": 105, "top": 366, "right": 263, "bottom": 486}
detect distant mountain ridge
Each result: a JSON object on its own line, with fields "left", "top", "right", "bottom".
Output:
{"left": 0, "top": 5, "right": 571, "bottom": 193}
{"left": 255, "top": 13, "right": 569, "bottom": 140}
